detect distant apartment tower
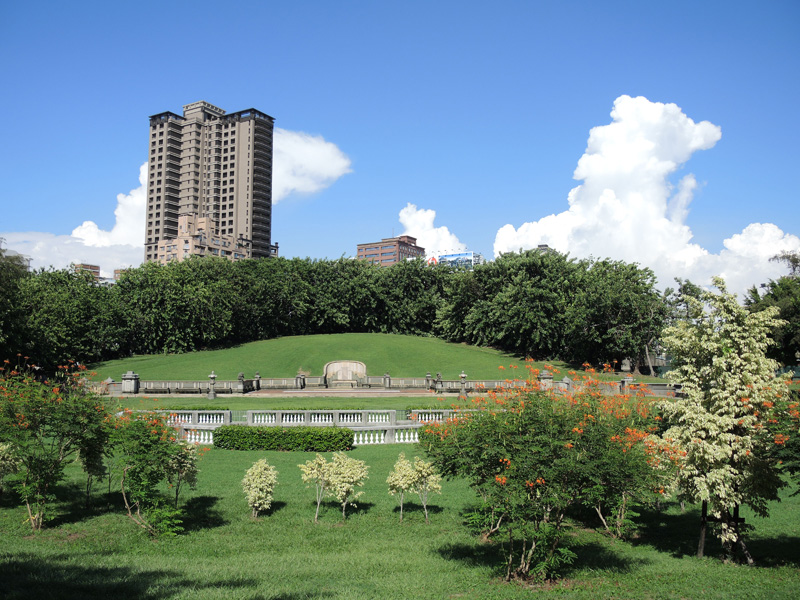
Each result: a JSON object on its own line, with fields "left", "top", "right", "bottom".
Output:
{"left": 356, "top": 235, "right": 425, "bottom": 267}
{"left": 144, "top": 101, "right": 277, "bottom": 264}
{"left": 74, "top": 263, "right": 100, "bottom": 281}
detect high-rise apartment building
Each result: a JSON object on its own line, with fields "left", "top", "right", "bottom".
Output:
{"left": 144, "top": 101, "right": 278, "bottom": 264}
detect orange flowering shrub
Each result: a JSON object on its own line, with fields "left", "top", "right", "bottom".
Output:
{"left": 419, "top": 369, "right": 672, "bottom": 581}
{"left": 0, "top": 359, "right": 110, "bottom": 531}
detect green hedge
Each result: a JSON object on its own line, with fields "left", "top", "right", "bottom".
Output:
{"left": 213, "top": 425, "right": 353, "bottom": 452}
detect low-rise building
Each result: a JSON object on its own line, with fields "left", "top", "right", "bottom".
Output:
{"left": 152, "top": 214, "right": 261, "bottom": 265}
{"left": 356, "top": 235, "right": 425, "bottom": 267}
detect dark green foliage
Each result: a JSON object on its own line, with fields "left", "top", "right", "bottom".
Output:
{"left": 4, "top": 250, "right": 670, "bottom": 369}
{"left": 17, "top": 268, "right": 123, "bottom": 369}
{"left": 746, "top": 276, "right": 800, "bottom": 368}
{"left": 566, "top": 258, "right": 666, "bottom": 371}
{"left": 213, "top": 425, "right": 353, "bottom": 452}
{"left": 0, "top": 244, "right": 29, "bottom": 361}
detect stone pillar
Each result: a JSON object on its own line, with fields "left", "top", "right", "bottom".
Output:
{"left": 425, "top": 372, "right": 432, "bottom": 389}
{"left": 435, "top": 372, "right": 443, "bottom": 393}
{"left": 383, "top": 372, "right": 391, "bottom": 388}
{"left": 208, "top": 371, "right": 217, "bottom": 400}
{"left": 460, "top": 370, "right": 467, "bottom": 396}
{"left": 538, "top": 371, "right": 554, "bottom": 390}
{"left": 121, "top": 371, "right": 139, "bottom": 394}
{"left": 254, "top": 371, "right": 261, "bottom": 391}
{"left": 620, "top": 375, "right": 635, "bottom": 394}
{"left": 295, "top": 374, "right": 306, "bottom": 389}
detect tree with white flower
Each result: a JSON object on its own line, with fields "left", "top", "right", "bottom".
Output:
{"left": 661, "top": 276, "right": 791, "bottom": 563}
{"left": 242, "top": 459, "right": 278, "bottom": 518}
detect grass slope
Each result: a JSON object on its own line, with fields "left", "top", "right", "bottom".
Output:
{"left": 91, "top": 333, "right": 544, "bottom": 381}
{"left": 1, "top": 445, "right": 798, "bottom": 599}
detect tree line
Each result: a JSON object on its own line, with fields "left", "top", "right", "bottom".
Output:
{"left": 1, "top": 247, "right": 797, "bottom": 373}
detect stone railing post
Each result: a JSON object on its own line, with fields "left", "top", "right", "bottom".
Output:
{"left": 208, "top": 371, "right": 217, "bottom": 400}
{"left": 121, "top": 371, "right": 139, "bottom": 394}
{"left": 460, "top": 370, "right": 467, "bottom": 396}
{"left": 435, "top": 372, "right": 443, "bottom": 393}
{"left": 620, "top": 375, "right": 634, "bottom": 394}
{"left": 425, "top": 371, "right": 432, "bottom": 389}
{"left": 254, "top": 371, "right": 261, "bottom": 391}
{"left": 295, "top": 374, "right": 306, "bottom": 389}
{"left": 538, "top": 371, "right": 554, "bottom": 390}
{"left": 383, "top": 372, "right": 391, "bottom": 388}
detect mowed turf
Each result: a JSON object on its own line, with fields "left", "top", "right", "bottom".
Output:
{"left": 0, "top": 444, "right": 798, "bottom": 599}
{"left": 91, "top": 333, "right": 663, "bottom": 383}
{"left": 91, "top": 333, "right": 543, "bottom": 381}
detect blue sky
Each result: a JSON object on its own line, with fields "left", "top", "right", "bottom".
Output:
{"left": 1, "top": 0, "right": 798, "bottom": 294}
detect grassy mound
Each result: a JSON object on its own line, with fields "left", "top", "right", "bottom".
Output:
{"left": 91, "top": 333, "right": 546, "bottom": 381}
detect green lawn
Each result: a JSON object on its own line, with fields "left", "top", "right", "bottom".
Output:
{"left": 113, "top": 395, "right": 442, "bottom": 413}
{"left": 1, "top": 444, "right": 798, "bottom": 599}
{"left": 91, "top": 333, "right": 662, "bottom": 383}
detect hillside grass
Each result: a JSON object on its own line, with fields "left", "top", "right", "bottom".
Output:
{"left": 91, "top": 333, "right": 662, "bottom": 383}
{"left": 0, "top": 444, "right": 798, "bottom": 599}
{"left": 113, "top": 396, "right": 442, "bottom": 413}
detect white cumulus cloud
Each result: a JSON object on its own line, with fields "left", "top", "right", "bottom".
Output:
{"left": 494, "top": 95, "right": 800, "bottom": 295}
{"left": 272, "top": 128, "right": 352, "bottom": 202}
{"left": 399, "top": 203, "right": 467, "bottom": 256}
{"left": 1, "top": 129, "right": 351, "bottom": 276}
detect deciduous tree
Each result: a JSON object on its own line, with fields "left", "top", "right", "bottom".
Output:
{"left": 661, "top": 277, "right": 790, "bottom": 563}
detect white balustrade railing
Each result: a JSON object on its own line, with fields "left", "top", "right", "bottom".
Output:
{"left": 310, "top": 413, "right": 334, "bottom": 424}
{"left": 184, "top": 429, "right": 214, "bottom": 445}
{"left": 367, "top": 411, "right": 391, "bottom": 423}
{"left": 338, "top": 412, "right": 363, "bottom": 424}
{"left": 252, "top": 413, "right": 276, "bottom": 424}
{"left": 167, "top": 412, "right": 194, "bottom": 425}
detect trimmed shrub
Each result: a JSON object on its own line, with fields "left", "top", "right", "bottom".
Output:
{"left": 214, "top": 426, "right": 353, "bottom": 452}
{"left": 242, "top": 459, "right": 278, "bottom": 517}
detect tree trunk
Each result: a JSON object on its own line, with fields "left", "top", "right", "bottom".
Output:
{"left": 645, "top": 342, "right": 655, "bottom": 376}
{"left": 733, "top": 505, "right": 755, "bottom": 565}
{"left": 595, "top": 505, "right": 610, "bottom": 533}
{"left": 697, "top": 500, "right": 707, "bottom": 558}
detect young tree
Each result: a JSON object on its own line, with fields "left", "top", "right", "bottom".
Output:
{"left": 0, "top": 361, "right": 110, "bottom": 530}
{"left": 299, "top": 453, "right": 331, "bottom": 523}
{"left": 387, "top": 453, "right": 415, "bottom": 522}
{"left": 166, "top": 440, "right": 199, "bottom": 508}
{"left": 112, "top": 411, "right": 185, "bottom": 536}
{"left": 387, "top": 453, "right": 443, "bottom": 523}
{"left": 326, "top": 452, "right": 369, "bottom": 521}
{"left": 410, "top": 456, "right": 442, "bottom": 524}
{"left": 661, "top": 277, "right": 790, "bottom": 563}
{"left": 242, "top": 459, "right": 278, "bottom": 518}
{"left": 299, "top": 452, "right": 369, "bottom": 522}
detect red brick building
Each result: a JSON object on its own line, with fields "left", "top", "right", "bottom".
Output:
{"left": 356, "top": 235, "right": 425, "bottom": 267}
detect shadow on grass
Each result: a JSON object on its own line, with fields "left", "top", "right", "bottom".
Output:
{"left": 0, "top": 552, "right": 262, "bottom": 600}
{"left": 632, "top": 504, "right": 800, "bottom": 567}
{"left": 439, "top": 537, "right": 646, "bottom": 580}
{"left": 392, "top": 502, "right": 443, "bottom": 517}
{"left": 181, "top": 495, "right": 229, "bottom": 531}
{"left": 747, "top": 534, "right": 800, "bottom": 568}
{"left": 437, "top": 541, "right": 505, "bottom": 571}
{"left": 318, "top": 500, "right": 376, "bottom": 517}
{"left": 629, "top": 504, "right": 704, "bottom": 558}
{"left": 565, "top": 540, "right": 649, "bottom": 575}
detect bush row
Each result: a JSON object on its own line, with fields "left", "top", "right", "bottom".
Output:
{"left": 213, "top": 425, "right": 353, "bottom": 452}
